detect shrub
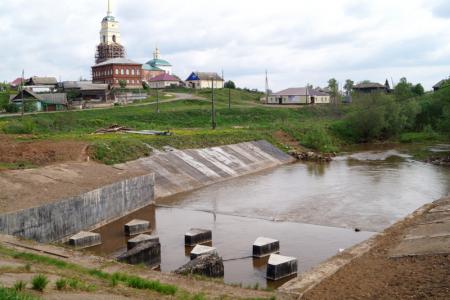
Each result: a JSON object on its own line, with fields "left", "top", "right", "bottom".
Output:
{"left": 4, "top": 103, "right": 19, "bottom": 113}
{"left": 31, "top": 274, "right": 49, "bottom": 292}
{"left": 13, "top": 281, "right": 27, "bottom": 291}
{"left": 2, "top": 119, "right": 35, "bottom": 134}
{"left": 302, "top": 126, "right": 338, "bottom": 152}
{"left": 55, "top": 278, "right": 67, "bottom": 290}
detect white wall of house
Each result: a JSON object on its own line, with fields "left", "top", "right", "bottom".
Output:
{"left": 188, "top": 80, "right": 224, "bottom": 89}
{"left": 313, "top": 96, "right": 330, "bottom": 104}
{"left": 268, "top": 95, "right": 308, "bottom": 104}
{"left": 268, "top": 95, "right": 330, "bottom": 104}
{"left": 149, "top": 81, "right": 179, "bottom": 89}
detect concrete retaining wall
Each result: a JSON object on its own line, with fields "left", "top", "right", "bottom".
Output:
{"left": 0, "top": 174, "right": 154, "bottom": 243}
{"left": 120, "top": 140, "right": 295, "bottom": 198}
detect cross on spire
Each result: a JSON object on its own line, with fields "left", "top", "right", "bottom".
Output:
{"left": 107, "top": 0, "right": 112, "bottom": 16}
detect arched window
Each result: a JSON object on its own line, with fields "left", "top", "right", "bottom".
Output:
{"left": 126, "top": 69, "right": 130, "bottom": 75}
{"left": 103, "top": 35, "right": 106, "bottom": 43}
{"left": 121, "top": 69, "right": 124, "bottom": 75}
{"left": 115, "top": 69, "right": 118, "bottom": 75}
{"left": 112, "top": 35, "right": 116, "bottom": 43}
{"left": 131, "top": 69, "right": 135, "bottom": 75}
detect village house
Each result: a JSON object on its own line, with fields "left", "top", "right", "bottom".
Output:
{"left": 23, "top": 76, "right": 58, "bottom": 93}
{"left": 353, "top": 81, "right": 390, "bottom": 94}
{"left": 433, "top": 79, "right": 449, "bottom": 92}
{"left": 148, "top": 73, "right": 181, "bottom": 89}
{"left": 267, "top": 87, "right": 330, "bottom": 105}
{"left": 92, "top": 58, "right": 142, "bottom": 89}
{"left": 62, "top": 81, "right": 111, "bottom": 101}
{"left": 186, "top": 72, "right": 224, "bottom": 89}
{"left": 10, "top": 89, "right": 68, "bottom": 111}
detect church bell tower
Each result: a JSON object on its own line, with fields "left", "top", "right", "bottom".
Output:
{"left": 95, "top": 0, "right": 125, "bottom": 64}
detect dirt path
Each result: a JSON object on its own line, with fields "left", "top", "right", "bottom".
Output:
{"left": 0, "top": 135, "right": 89, "bottom": 168}
{"left": 280, "top": 196, "right": 450, "bottom": 299}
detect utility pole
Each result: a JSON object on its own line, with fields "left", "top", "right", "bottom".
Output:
{"left": 156, "top": 88, "right": 160, "bottom": 113}
{"left": 228, "top": 87, "right": 231, "bottom": 110}
{"left": 265, "top": 70, "right": 268, "bottom": 103}
{"left": 21, "top": 70, "right": 25, "bottom": 117}
{"left": 211, "top": 77, "right": 216, "bottom": 130}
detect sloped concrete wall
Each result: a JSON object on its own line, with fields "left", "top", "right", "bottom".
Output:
{"left": 0, "top": 174, "right": 154, "bottom": 243}
{"left": 121, "top": 140, "right": 295, "bottom": 198}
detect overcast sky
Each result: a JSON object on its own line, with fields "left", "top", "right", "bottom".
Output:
{"left": 1, "top": 0, "right": 449, "bottom": 91}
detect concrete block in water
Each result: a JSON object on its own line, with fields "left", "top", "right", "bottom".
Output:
{"left": 266, "top": 254, "right": 297, "bottom": 281}
{"left": 175, "top": 254, "right": 224, "bottom": 278}
{"left": 124, "top": 219, "right": 150, "bottom": 236}
{"left": 127, "top": 234, "right": 159, "bottom": 250}
{"left": 185, "top": 228, "right": 212, "bottom": 246}
{"left": 253, "top": 237, "right": 280, "bottom": 258}
{"left": 117, "top": 241, "right": 161, "bottom": 268}
{"left": 190, "top": 245, "right": 218, "bottom": 260}
{"left": 69, "top": 231, "right": 101, "bottom": 249}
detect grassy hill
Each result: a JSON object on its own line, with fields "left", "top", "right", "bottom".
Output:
{"left": 0, "top": 87, "right": 448, "bottom": 167}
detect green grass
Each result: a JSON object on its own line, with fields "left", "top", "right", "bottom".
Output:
{"left": 13, "top": 281, "right": 26, "bottom": 292}
{"left": 55, "top": 278, "right": 67, "bottom": 290}
{"left": 31, "top": 274, "right": 48, "bottom": 292}
{"left": 0, "top": 286, "right": 40, "bottom": 300}
{"left": 0, "top": 245, "right": 180, "bottom": 297}
{"left": 124, "top": 275, "right": 177, "bottom": 295}
{"left": 2, "top": 89, "right": 447, "bottom": 167}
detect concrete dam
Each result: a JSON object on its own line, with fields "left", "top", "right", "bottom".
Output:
{"left": 119, "top": 140, "right": 295, "bottom": 199}
{"left": 0, "top": 140, "right": 294, "bottom": 242}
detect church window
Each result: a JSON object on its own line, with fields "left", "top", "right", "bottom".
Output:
{"left": 112, "top": 35, "right": 116, "bottom": 43}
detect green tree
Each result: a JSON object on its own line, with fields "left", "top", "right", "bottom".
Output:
{"left": 344, "top": 79, "right": 354, "bottom": 95}
{"left": 328, "top": 78, "right": 339, "bottom": 104}
{"left": 394, "top": 77, "right": 414, "bottom": 101}
{"left": 119, "top": 80, "right": 127, "bottom": 89}
{"left": 412, "top": 83, "right": 424, "bottom": 96}
{"left": 224, "top": 80, "right": 236, "bottom": 89}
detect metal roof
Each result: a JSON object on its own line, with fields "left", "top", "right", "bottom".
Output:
{"left": 149, "top": 73, "right": 180, "bottom": 82}
{"left": 186, "top": 72, "right": 224, "bottom": 81}
{"left": 27, "top": 77, "right": 58, "bottom": 85}
{"left": 142, "top": 64, "right": 163, "bottom": 71}
{"left": 271, "top": 87, "right": 329, "bottom": 97}
{"left": 93, "top": 58, "right": 141, "bottom": 67}
{"left": 62, "top": 81, "right": 108, "bottom": 91}
{"left": 146, "top": 58, "right": 172, "bottom": 67}
{"left": 353, "top": 82, "right": 385, "bottom": 89}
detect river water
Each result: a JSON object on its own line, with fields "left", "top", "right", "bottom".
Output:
{"left": 91, "top": 146, "right": 450, "bottom": 288}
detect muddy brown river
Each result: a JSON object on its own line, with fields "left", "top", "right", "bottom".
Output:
{"left": 91, "top": 146, "right": 450, "bottom": 289}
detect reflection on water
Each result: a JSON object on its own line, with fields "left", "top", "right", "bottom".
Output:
{"left": 90, "top": 206, "right": 373, "bottom": 289}
{"left": 160, "top": 149, "right": 450, "bottom": 232}
{"left": 89, "top": 147, "right": 450, "bottom": 289}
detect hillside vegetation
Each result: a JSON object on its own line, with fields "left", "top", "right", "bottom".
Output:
{"left": 0, "top": 84, "right": 449, "bottom": 167}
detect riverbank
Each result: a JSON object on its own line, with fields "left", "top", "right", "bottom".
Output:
{"left": 0, "top": 234, "right": 275, "bottom": 300}
{"left": 279, "top": 196, "right": 450, "bottom": 299}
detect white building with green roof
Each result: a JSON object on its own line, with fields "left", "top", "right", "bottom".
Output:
{"left": 143, "top": 48, "right": 172, "bottom": 75}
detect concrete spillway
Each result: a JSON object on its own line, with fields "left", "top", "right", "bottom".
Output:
{"left": 119, "top": 140, "right": 295, "bottom": 199}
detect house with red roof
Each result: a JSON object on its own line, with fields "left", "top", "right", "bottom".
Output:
{"left": 9, "top": 77, "right": 24, "bottom": 89}
{"left": 148, "top": 73, "right": 181, "bottom": 89}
